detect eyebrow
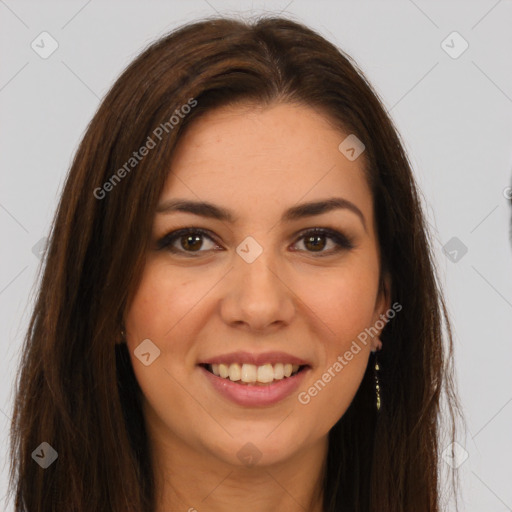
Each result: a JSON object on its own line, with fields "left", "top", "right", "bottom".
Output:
{"left": 156, "top": 197, "right": 367, "bottom": 231}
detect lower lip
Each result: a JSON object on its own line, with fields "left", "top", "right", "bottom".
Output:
{"left": 199, "top": 365, "right": 310, "bottom": 407}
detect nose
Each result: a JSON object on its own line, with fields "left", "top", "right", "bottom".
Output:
{"left": 219, "top": 247, "right": 296, "bottom": 333}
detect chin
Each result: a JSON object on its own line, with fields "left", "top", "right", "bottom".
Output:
{"left": 200, "top": 423, "right": 314, "bottom": 469}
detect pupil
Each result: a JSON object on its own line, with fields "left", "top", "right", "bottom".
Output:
{"left": 183, "top": 234, "right": 202, "bottom": 251}
{"left": 305, "top": 235, "right": 325, "bottom": 251}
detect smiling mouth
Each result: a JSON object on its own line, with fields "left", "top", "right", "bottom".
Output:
{"left": 200, "top": 362, "right": 308, "bottom": 386}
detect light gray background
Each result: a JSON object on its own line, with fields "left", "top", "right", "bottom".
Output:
{"left": 1, "top": 1, "right": 511, "bottom": 510}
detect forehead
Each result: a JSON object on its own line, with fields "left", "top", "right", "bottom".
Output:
{"left": 160, "top": 102, "right": 373, "bottom": 226}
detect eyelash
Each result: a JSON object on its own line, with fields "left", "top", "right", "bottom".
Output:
{"left": 156, "top": 227, "right": 354, "bottom": 257}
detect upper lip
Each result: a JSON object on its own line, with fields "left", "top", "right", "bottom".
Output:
{"left": 199, "top": 351, "right": 311, "bottom": 367}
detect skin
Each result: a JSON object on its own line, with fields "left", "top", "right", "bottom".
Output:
{"left": 124, "top": 102, "right": 391, "bottom": 512}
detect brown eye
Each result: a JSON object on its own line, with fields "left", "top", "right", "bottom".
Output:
{"left": 180, "top": 233, "right": 203, "bottom": 251}
{"left": 304, "top": 234, "right": 327, "bottom": 252}
{"left": 293, "top": 228, "right": 354, "bottom": 255}
{"left": 157, "top": 228, "right": 220, "bottom": 255}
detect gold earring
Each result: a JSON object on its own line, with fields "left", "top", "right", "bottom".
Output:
{"left": 371, "top": 337, "right": 382, "bottom": 411}
{"left": 374, "top": 353, "right": 381, "bottom": 411}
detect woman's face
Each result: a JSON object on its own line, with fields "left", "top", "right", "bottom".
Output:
{"left": 125, "top": 102, "right": 390, "bottom": 469}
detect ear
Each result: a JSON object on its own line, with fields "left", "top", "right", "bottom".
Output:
{"left": 371, "top": 271, "right": 392, "bottom": 351}
{"left": 374, "top": 271, "right": 392, "bottom": 320}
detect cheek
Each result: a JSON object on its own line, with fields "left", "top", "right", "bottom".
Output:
{"left": 295, "top": 258, "right": 380, "bottom": 342}
{"left": 124, "top": 260, "right": 203, "bottom": 340}
{"left": 123, "top": 262, "right": 192, "bottom": 398}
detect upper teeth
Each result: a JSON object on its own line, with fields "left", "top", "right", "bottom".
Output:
{"left": 210, "top": 363, "right": 300, "bottom": 383}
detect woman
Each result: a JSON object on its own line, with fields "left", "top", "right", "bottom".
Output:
{"left": 8, "top": 15, "right": 461, "bottom": 512}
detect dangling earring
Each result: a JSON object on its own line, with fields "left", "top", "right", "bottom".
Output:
{"left": 119, "top": 328, "right": 126, "bottom": 344}
{"left": 373, "top": 353, "right": 381, "bottom": 411}
{"left": 371, "top": 338, "right": 382, "bottom": 411}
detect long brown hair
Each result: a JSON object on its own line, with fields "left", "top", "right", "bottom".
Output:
{"left": 8, "top": 14, "right": 461, "bottom": 511}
